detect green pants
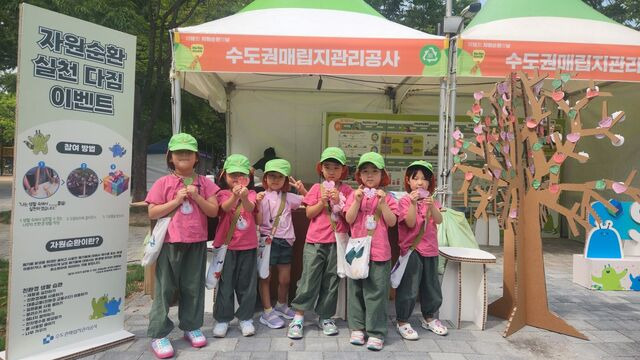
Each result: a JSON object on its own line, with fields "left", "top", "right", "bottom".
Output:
{"left": 291, "top": 242, "right": 339, "bottom": 319}
{"left": 395, "top": 252, "right": 442, "bottom": 322}
{"left": 347, "top": 260, "right": 391, "bottom": 339}
{"left": 214, "top": 249, "right": 258, "bottom": 322}
{"left": 147, "top": 241, "right": 207, "bottom": 339}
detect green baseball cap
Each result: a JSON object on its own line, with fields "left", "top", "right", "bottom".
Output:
{"left": 408, "top": 160, "right": 434, "bottom": 173}
{"left": 320, "top": 147, "right": 347, "bottom": 165}
{"left": 264, "top": 159, "right": 291, "bottom": 176}
{"left": 358, "top": 152, "right": 385, "bottom": 169}
{"left": 168, "top": 133, "right": 198, "bottom": 152}
{"left": 223, "top": 154, "right": 251, "bottom": 174}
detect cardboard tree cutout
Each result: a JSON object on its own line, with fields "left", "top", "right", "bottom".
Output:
{"left": 452, "top": 71, "right": 640, "bottom": 339}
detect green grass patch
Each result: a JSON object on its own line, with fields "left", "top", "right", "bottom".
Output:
{"left": 126, "top": 264, "right": 145, "bottom": 298}
{"left": 0, "top": 211, "right": 10, "bottom": 224}
{"left": 0, "top": 259, "right": 8, "bottom": 351}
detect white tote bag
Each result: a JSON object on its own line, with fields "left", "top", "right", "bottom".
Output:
{"left": 206, "top": 244, "right": 228, "bottom": 290}
{"left": 257, "top": 235, "right": 272, "bottom": 279}
{"left": 205, "top": 206, "right": 242, "bottom": 290}
{"left": 390, "top": 249, "right": 413, "bottom": 288}
{"left": 343, "top": 235, "right": 372, "bottom": 279}
{"left": 335, "top": 232, "right": 349, "bottom": 278}
{"left": 141, "top": 216, "right": 172, "bottom": 267}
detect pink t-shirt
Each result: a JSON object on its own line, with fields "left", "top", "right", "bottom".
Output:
{"left": 258, "top": 190, "right": 303, "bottom": 245}
{"left": 145, "top": 174, "right": 219, "bottom": 243}
{"left": 303, "top": 183, "right": 353, "bottom": 243}
{"left": 213, "top": 189, "right": 258, "bottom": 250}
{"left": 344, "top": 192, "right": 398, "bottom": 262}
{"left": 398, "top": 196, "right": 440, "bottom": 257}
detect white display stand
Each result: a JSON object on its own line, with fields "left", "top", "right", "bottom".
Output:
{"left": 439, "top": 247, "right": 496, "bottom": 330}
{"left": 474, "top": 216, "right": 500, "bottom": 246}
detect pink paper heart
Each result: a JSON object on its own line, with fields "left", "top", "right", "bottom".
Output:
{"left": 465, "top": 172, "right": 474, "bottom": 181}
{"left": 599, "top": 117, "right": 613, "bottom": 128}
{"left": 452, "top": 129, "right": 463, "bottom": 140}
{"left": 364, "top": 187, "right": 377, "bottom": 198}
{"left": 529, "top": 164, "right": 535, "bottom": 175}
{"left": 502, "top": 93, "right": 511, "bottom": 102}
{"left": 506, "top": 159, "right": 512, "bottom": 169}
{"left": 552, "top": 153, "right": 566, "bottom": 164}
{"left": 473, "top": 124, "right": 483, "bottom": 134}
{"left": 526, "top": 117, "right": 538, "bottom": 129}
{"left": 552, "top": 90, "right": 565, "bottom": 102}
{"left": 484, "top": 116, "right": 491, "bottom": 126}
{"left": 418, "top": 188, "right": 430, "bottom": 199}
{"left": 322, "top": 180, "right": 335, "bottom": 190}
{"left": 472, "top": 103, "right": 482, "bottom": 115}
{"left": 503, "top": 144, "right": 510, "bottom": 154}
{"left": 509, "top": 209, "right": 517, "bottom": 219}
{"left": 476, "top": 134, "right": 485, "bottom": 143}
{"left": 450, "top": 147, "right": 460, "bottom": 155}
{"left": 239, "top": 177, "right": 250, "bottom": 187}
{"left": 586, "top": 86, "right": 599, "bottom": 99}
{"left": 566, "top": 133, "right": 580, "bottom": 143}
{"left": 612, "top": 182, "right": 627, "bottom": 194}
{"left": 497, "top": 82, "right": 508, "bottom": 94}
{"left": 492, "top": 169, "right": 501, "bottom": 178}
{"left": 549, "top": 183, "right": 560, "bottom": 194}
{"left": 500, "top": 131, "right": 507, "bottom": 141}
{"left": 473, "top": 91, "right": 484, "bottom": 101}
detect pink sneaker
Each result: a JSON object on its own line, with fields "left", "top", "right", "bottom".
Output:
{"left": 184, "top": 329, "right": 207, "bottom": 348}
{"left": 150, "top": 337, "right": 174, "bottom": 359}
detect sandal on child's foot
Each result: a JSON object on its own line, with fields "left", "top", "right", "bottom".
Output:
{"left": 350, "top": 330, "right": 365, "bottom": 345}
{"left": 397, "top": 323, "right": 419, "bottom": 340}
{"left": 421, "top": 318, "right": 448, "bottom": 336}
{"left": 184, "top": 329, "right": 207, "bottom": 347}
{"left": 366, "top": 336, "right": 384, "bottom": 351}
{"left": 150, "top": 338, "right": 174, "bottom": 359}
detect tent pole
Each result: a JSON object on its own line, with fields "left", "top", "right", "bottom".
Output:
{"left": 169, "top": 30, "right": 181, "bottom": 134}
{"left": 445, "top": 36, "right": 458, "bottom": 209}
{"left": 225, "top": 85, "right": 233, "bottom": 157}
{"left": 437, "top": 76, "right": 447, "bottom": 206}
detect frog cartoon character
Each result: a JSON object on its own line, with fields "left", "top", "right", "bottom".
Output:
{"left": 591, "top": 265, "right": 628, "bottom": 291}
{"left": 90, "top": 295, "right": 109, "bottom": 319}
{"left": 24, "top": 130, "right": 51, "bottom": 155}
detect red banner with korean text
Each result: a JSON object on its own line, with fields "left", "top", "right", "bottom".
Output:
{"left": 458, "top": 38, "right": 640, "bottom": 82}
{"left": 172, "top": 32, "right": 448, "bottom": 77}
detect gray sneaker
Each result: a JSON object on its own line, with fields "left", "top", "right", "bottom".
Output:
{"left": 287, "top": 319, "right": 304, "bottom": 339}
{"left": 318, "top": 318, "right": 339, "bottom": 336}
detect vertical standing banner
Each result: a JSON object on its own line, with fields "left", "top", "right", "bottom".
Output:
{"left": 4, "top": 4, "right": 136, "bottom": 359}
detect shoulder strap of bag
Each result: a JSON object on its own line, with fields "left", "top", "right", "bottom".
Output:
{"left": 224, "top": 205, "right": 243, "bottom": 245}
{"left": 270, "top": 192, "right": 288, "bottom": 236}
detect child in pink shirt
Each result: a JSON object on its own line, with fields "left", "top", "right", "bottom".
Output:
{"left": 395, "top": 160, "right": 447, "bottom": 340}
{"left": 255, "top": 159, "right": 307, "bottom": 329}
{"left": 287, "top": 147, "right": 353, "bottom": 339}
{"left": 344, "top": 152, "right": 398, "bottom": 351}
{"left": 145, "top": 133, "right": 219, "bottom": 359}
{"left": 212, "top": 154, "right": 258, "bottom": 338}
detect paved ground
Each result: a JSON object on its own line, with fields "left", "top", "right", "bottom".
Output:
{"left": 79, "top": 238, "right": 640, "bottom": 360}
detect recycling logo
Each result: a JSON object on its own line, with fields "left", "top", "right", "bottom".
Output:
{"left": 420, "top": 45, "right": 441, "bottom": 66}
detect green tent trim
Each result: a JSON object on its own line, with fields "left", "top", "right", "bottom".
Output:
{"left": 239, "top": 0, "right": 383, "bottom": 18}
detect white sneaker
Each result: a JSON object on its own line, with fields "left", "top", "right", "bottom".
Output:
{"left": 240, "top": 319, "right": 255, "bottom": 336}
{"left": 213, "top": 322, "right": 229, "bottom": 338}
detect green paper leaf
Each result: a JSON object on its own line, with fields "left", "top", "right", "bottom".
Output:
{"left": 568, "top": 109, "right": 577, "bottom": 120}
{"left": 498, "top": 98, "right": 504, "bottom": 107}
{"left": 495, "top": 143, "right": 501, "bottom": 152}
{"left": 491, "top": 117, "right": 498, "bottom": 126}
{"left": 561, "top": 73, "right": 571, "bottom": 83}
{"left": 462, "top": 141, "right": 471, "bottom": 149}
{"left": 550, "top": 165, "right": 560, "bottom": 175}
{"left": 552, "top": 79, "right": 562, "bottom": 89}
{"left": 532, "top": 179, "right": 541, "bottom": 189}
{"left": 473, "top": 116, "right": 481, "bottom": 123}
{"left": 532, "top": 143, "right": 543, "bottom": 151}
{"left": 595, "top": 179, "right": 606, "bottom": 190}
{"left": 454, "top": 155, "right": 461, "bottom": 164}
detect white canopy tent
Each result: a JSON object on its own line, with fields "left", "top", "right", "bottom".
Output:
{"left": 170, "top": 0, "right": 451, "bottom": 183}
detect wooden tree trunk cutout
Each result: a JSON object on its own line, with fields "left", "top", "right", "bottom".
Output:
{"left": 453, "top": 71, "right": 640, "bottom": 339}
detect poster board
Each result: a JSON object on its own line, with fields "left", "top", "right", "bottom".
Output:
{"left": 4, "top": 4, "right": 136, "bottom": 359}
{"left": 323, "top": 112, "right": 477, "bottom": 200}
